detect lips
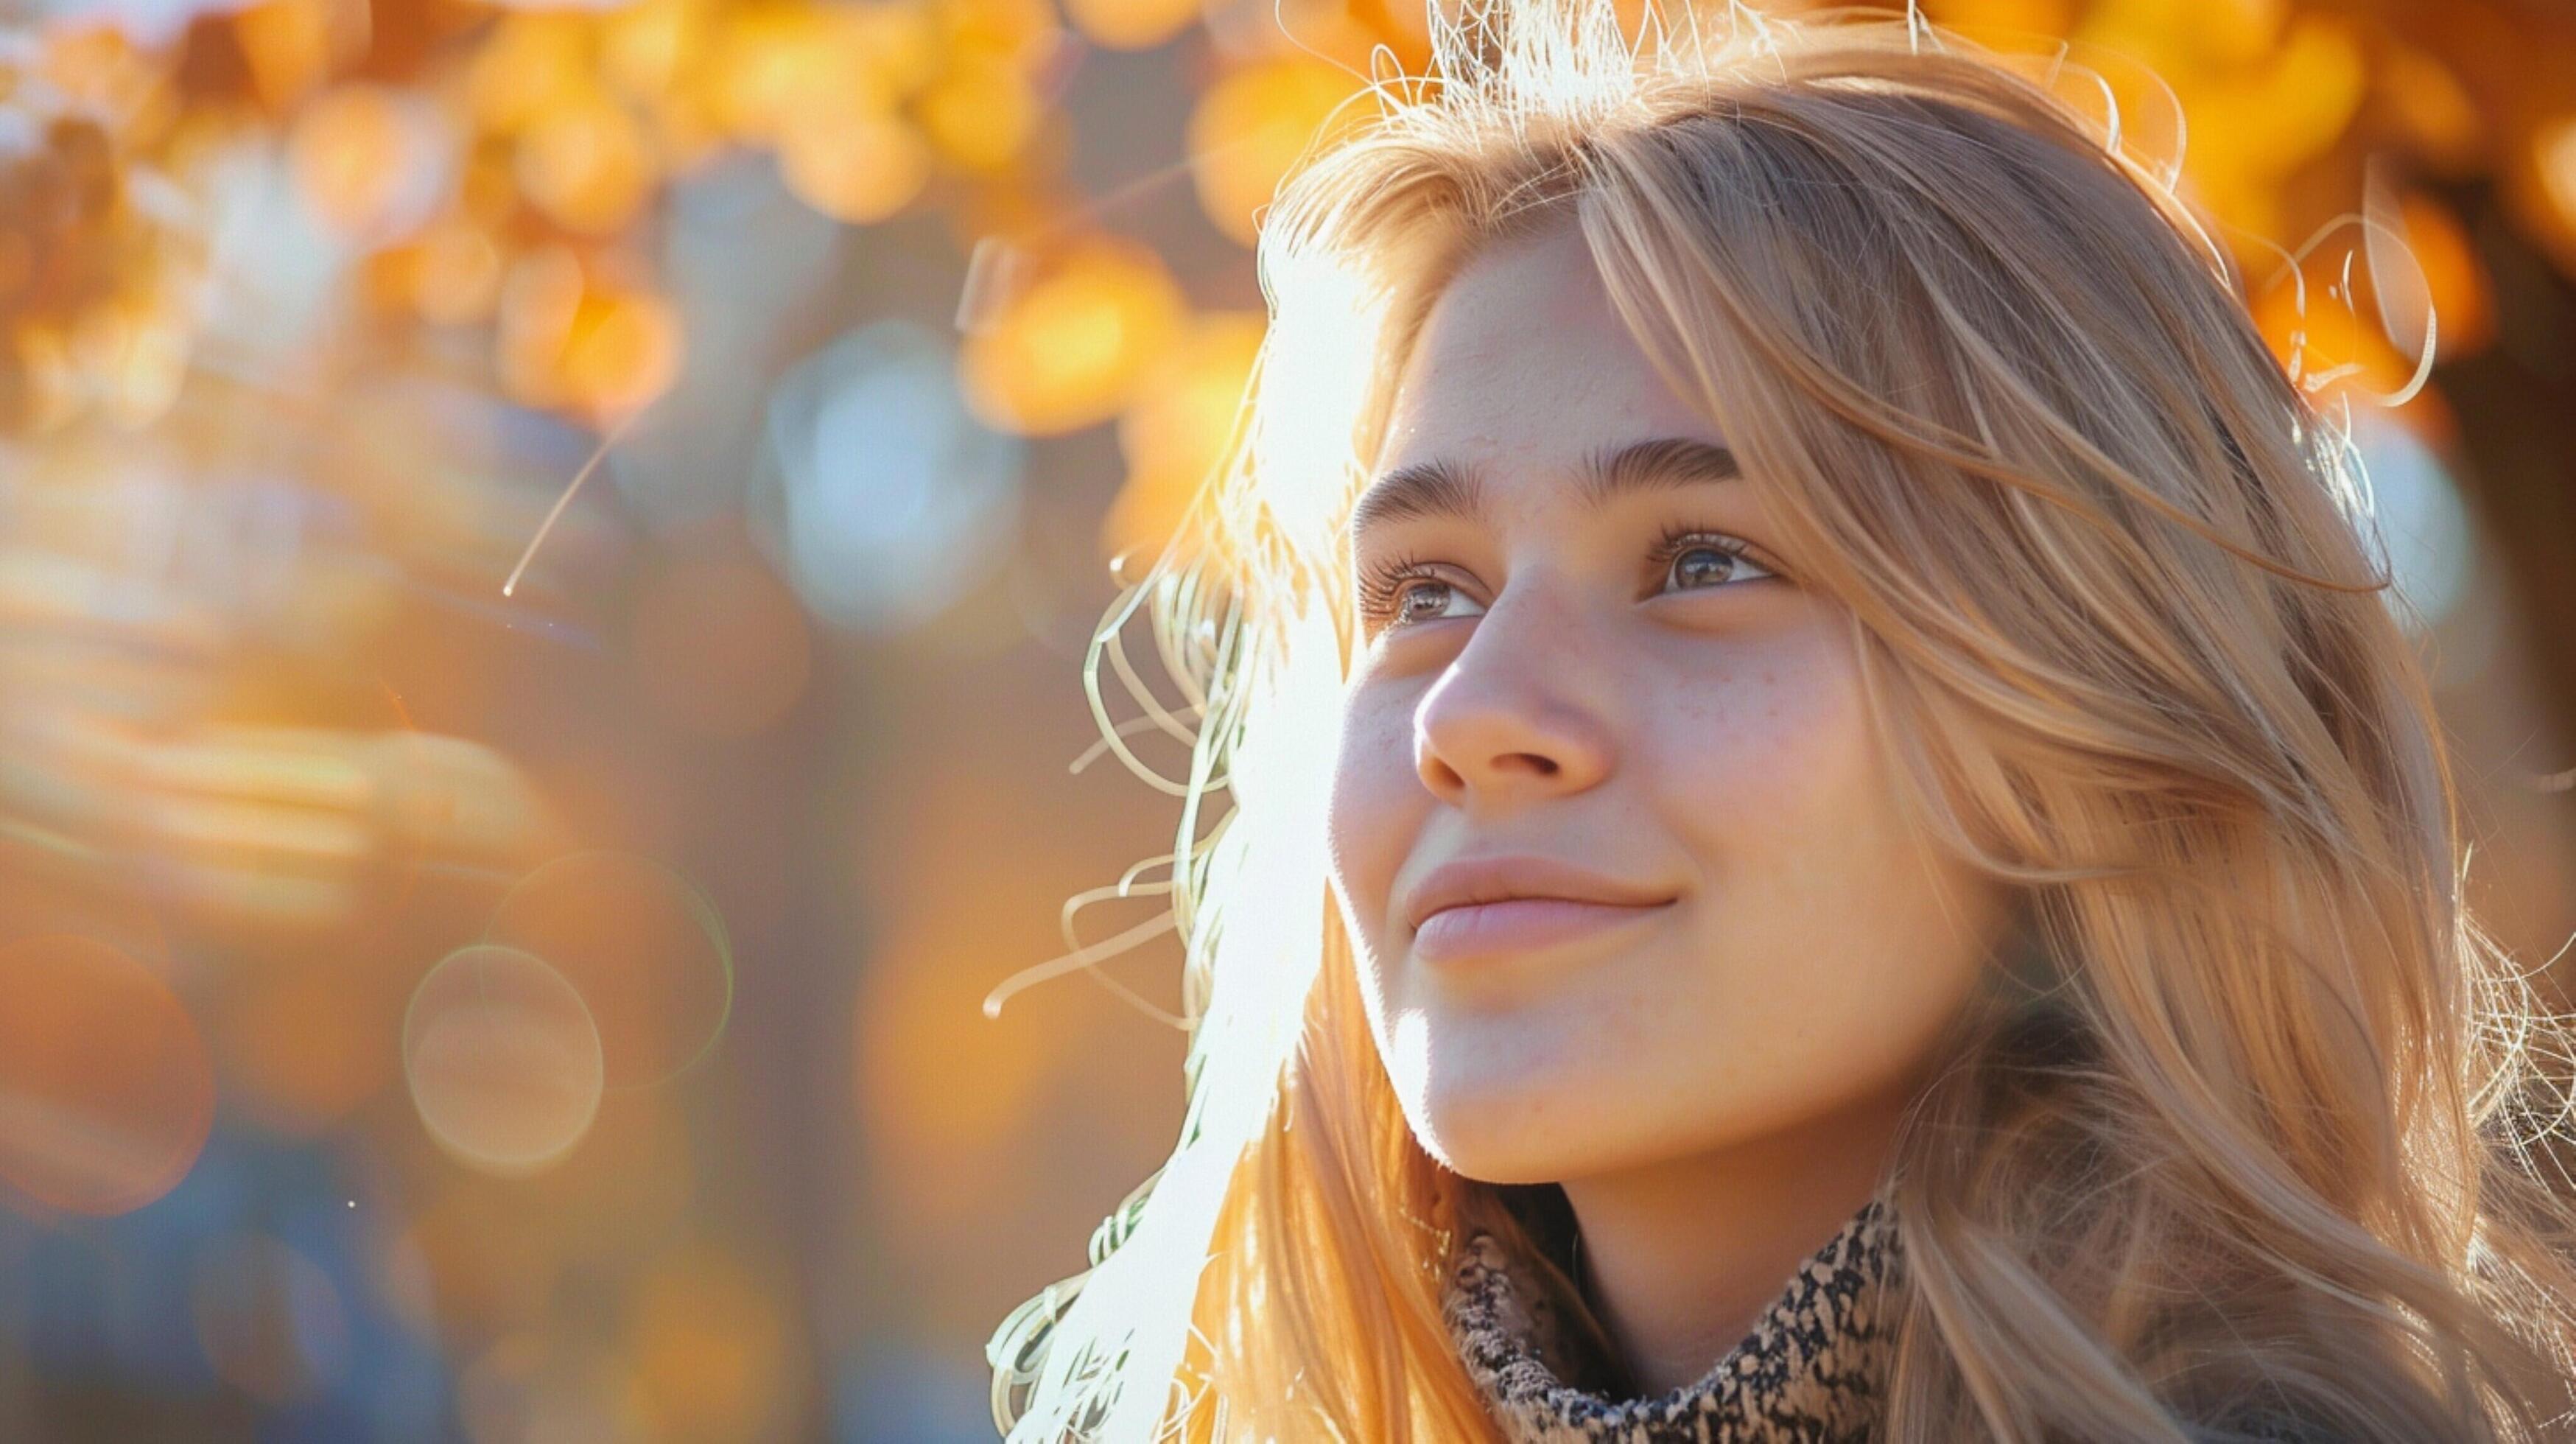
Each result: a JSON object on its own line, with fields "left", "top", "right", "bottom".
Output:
{"left": 1403, "top": 854, "right": 1677, "bottom": 931}
{"left": 1411, "top": 894, "right": 1674, "bottom": 966}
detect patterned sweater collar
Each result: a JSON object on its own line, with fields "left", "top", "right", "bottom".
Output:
{"left": 1440, "top": 1191, "right": 1901, "bottom": 1443}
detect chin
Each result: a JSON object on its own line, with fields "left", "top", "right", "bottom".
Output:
{"left": 1405, "top": 1076, "right": 1619, "bottom": 1186}
{"left": 1418, "top": 1134, "right": 1566, "bottom": 1187}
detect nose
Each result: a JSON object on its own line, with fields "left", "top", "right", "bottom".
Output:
{"left": 1412, "top": 583, "right": 1615, "bottom": 807}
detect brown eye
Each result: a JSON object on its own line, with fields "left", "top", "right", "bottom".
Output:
{"left": 1354, "top": 550, "right": 1461, "bottom": 635}
{"left": 1394, "top": 580, "right": 1458, "bottom": 625}
{"left": 1655, "top": 526, "right": 1778, "bottom": 595}
{"left": 1355, "top": 526, "right": 1784, "bottom": 639}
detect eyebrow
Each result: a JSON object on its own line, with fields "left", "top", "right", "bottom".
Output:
{"left": 1347, "top": 436, "right": 1742, "bottom": 549}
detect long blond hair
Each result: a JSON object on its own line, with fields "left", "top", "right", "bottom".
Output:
{"left": 985, "top": 2, "right": 2576, "bottom": 1438}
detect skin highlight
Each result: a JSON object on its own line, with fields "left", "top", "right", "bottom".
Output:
{"left": 1324, "top": 217, "right": 2015, "bottom": 1395}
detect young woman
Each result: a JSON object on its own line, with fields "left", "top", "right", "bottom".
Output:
{"left": 986, "top": 1, "right": 2576, "bottom": 1439}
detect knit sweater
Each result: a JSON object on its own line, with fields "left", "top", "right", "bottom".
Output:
{"left": 1439, "top": 1192, "right": 2362, "bottom": 1444}
{"left": 1441, "top": 1192, "right": 1899, "bottom": 1443}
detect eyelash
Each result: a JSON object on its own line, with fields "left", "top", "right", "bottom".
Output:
{"left": 1354, "top": 522, "right": 1782, "bottom": 636}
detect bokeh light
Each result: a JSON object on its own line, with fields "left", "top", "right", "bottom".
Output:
{"left": 1062, "top": 0, "right": 1198, "bottom": 51}
{"left": 956, "top": 235, "right": 1187, "bottom": 435}
{"left": 495, "top": 245, "right": 684, "bottom": 419}
{"left": 288, "top": 83, "right": 455, "bottom": 242}
{"left": 776, "top": 105, "right": 934, "bottom": 225}
{"left": 483, "top": 850, "right": 734, "bottom": 1090}
{"left": 2348, "top": 403, "right": 2477, "bottom": 635}
{"left": 757, "top": 315, "right": 1026, "bottom": 634}
{"left": 0, "top": 933, "right": 214, "bottom": 1217}
{"left": 189, "top": 1230, "right": 353, "bottom": 1405}
{"left": 515, "top": 86, "right": 660, "bottom": 236}
{"left": 403, "top": 943, "right": 607, "bottom": 1177}
{"left": 1107, "top": 308, "right": 1264, "bottom": 565}
{"left": 1185, "top": 55, "right": 1366, "bottom": 247}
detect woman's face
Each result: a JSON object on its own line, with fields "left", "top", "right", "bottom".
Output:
{"left": 1325, "top": 220, "right": 2010, "bottom": 1185}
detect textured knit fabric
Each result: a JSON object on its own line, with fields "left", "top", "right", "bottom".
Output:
{"left": 1442, "top": 1191, "right": 1900, "bottom": 1443}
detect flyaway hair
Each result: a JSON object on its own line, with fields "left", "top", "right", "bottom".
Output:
{"left": 986, "top": 1, "right": 2576, "bottom": 1439}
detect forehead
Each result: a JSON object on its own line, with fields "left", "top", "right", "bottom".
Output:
{"left": 1372, "top": 222, "right": 1727, "bottom": 488}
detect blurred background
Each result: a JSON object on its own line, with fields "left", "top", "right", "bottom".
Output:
{"left": 0, "top": 0, "right": 2569, "bottom": 1437}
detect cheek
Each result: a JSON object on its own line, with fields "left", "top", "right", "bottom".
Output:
{"left": 1324, "top": 684, "right": 1422, "bottom": 945}
{"left": 1649, "top": 628, "right": 1878, "bottom": 861}
{"left": 1644, "top": 627, "right": 1994, "bottom": 1088}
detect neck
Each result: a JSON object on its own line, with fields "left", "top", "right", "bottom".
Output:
{"left": 1556, "top": 1082, "right": 1911, "bottom": 1395}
